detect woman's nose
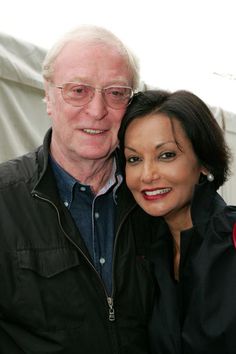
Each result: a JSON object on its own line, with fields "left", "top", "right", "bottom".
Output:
{"left": 141, "top": 163, "right": 159, "bottom": 184}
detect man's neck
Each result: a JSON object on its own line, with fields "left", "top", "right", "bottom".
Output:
{"left": 51, "top": 153, "right": 115, "bottom": 195}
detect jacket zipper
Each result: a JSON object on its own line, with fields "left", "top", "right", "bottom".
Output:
{"left": 33, "top": 192, "right": 134, "bottom": 322}
{"left": 106, "top": 202, "right": 136, "bottom": 321}
{"left": 107, "top": 296, "right": 115, "bottom": 321}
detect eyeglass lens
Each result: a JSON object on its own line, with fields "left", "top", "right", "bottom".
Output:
{"left": 61, "top": 83, "right": 132, "bottom": 108}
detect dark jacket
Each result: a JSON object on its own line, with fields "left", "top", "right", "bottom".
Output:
{"left": 0, "top": 130, "right": 155, "bottom": 354}
{"left": 149, "top": 181, "right": 236, "bottom": 354}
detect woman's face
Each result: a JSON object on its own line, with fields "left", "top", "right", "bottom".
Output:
{"left": 124, "top": 113, "right": 207, "bottom": 226}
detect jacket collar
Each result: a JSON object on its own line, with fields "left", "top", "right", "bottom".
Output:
{"left": 190, "top": 181, "right": 226, "bottom": 227}
{"left": 149, "top": 181, "right": 227, "bottom": 260}
{"left": 32, "top": 128, "right": 62, "bottom": 204}
{"left": 33, "top": 129, "right": 136, "bottom": 216}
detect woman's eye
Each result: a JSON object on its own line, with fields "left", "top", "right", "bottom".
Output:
{"left": 126, "top": 156, "right": 140, "bottom": 164}
{"left": 159, "top": 151, "right": 176, "bottom": 160}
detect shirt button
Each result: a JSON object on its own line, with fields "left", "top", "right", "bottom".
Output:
{"left": 94, "top": 212, "right": 100, "bottom": 219}
{"left": 80, "top": 186, "right": 86, "bottom": 191}
{"left": 100, "top": 257, "right": 105, "bottom": 265}
{"left": 64, "top": 201, "right": 69, "bottom": 207}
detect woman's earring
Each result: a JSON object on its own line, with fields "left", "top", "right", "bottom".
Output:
{"left": 207, "top": 173, "right": 214, "bottom": 182}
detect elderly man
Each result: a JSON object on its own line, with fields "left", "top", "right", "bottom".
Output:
{"left": 0, "top": 25, "right": 155, "bottom": 353}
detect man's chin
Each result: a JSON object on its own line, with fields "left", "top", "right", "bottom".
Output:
{"left": 75, "top": 149, "right": 115, "bottom": 161}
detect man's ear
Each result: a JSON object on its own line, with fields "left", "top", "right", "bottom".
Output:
{"left": 44, "top": 81, "right": 53, "bottom": 116}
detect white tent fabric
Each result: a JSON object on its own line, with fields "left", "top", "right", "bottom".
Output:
{"left": 0, "top": 32, "right": 50, "bottom": 162}
{"left": 0, "top": 32, "right": 235, "bottom": 204}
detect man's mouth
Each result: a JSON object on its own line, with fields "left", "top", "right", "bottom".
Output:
{"left": 82, "top": 129, "right": 105, "bottom": 135}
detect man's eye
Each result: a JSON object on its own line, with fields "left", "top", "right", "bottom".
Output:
{"left": 67, "top": 85, "right": 89, "bottom": 97}
{"left": 74, "top": 87, "right": 84, "bottom": 94}
{"left": 71, "top": 86, "right": 86, "bottom": 95}
{"left": 107, "top": 87, "right": 129, "bottom": 99}
{"left": 111, "top": 90, "right": 123, "bottom": 96}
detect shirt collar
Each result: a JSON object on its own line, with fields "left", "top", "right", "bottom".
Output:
{"left": 49, "top": 154, "right": 123, "bottom": 207}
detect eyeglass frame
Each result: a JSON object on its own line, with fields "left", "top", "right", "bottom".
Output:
{"left": 51, "top": 82, "right": 135, "bottom": 110}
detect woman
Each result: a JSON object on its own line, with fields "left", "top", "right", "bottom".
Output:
{"left": 118, "top": 90, "right": 236, "bottom": 354}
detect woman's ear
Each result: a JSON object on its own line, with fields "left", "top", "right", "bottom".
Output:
{"left": 198, "top": 166, "right": 209, "bottom": 184}
{"left": 200, "top": 166, "right": 215, "bottom": 183}
{"left": 200, "top": 166, "right": 209, "bottom": 177}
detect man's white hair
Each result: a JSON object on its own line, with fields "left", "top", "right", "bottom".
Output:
{"left": 42, "top": 24, "right": 140, "bottom": 90}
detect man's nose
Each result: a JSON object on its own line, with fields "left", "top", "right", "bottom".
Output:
{"left": 85, "top": 91, "right": 108, "bottom": 120}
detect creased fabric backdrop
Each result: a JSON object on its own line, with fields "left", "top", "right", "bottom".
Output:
{"left": 0, "top": 32, "right": 50, "bottom": 162}
{"left": 0, "top": 32, "right": 235, "bottom": 204}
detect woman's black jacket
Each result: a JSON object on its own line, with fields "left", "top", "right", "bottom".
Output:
{"left": 149, "top": 181, "right": 236, "bottom": 354}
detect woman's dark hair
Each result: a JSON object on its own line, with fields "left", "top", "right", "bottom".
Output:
{"left": 118, "top": 89, "right": 231, "bottom": 190}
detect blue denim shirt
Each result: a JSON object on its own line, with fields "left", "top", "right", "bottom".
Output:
{"left": 50, "top": 156, "right": 122, "bottom": 295}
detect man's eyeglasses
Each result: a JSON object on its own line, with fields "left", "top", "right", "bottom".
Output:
{"left": 54, "top": 82, "right": 134, "bottom": 110}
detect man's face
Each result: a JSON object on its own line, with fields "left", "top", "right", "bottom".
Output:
{"left": 45, "top": 41, "right": 133, "bottom": 164}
